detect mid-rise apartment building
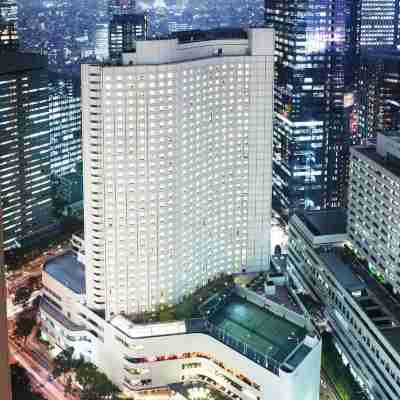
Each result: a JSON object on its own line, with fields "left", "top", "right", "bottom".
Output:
{"left": 288, "top": 209, "right": 400, "bottom": 400}
{"left": 348, "top": 132, "right": 400, "bottom": 294}
{"left": 82, "top": 28, "right": 274, "bottom": 319}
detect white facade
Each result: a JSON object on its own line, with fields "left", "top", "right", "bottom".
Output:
{"left": 95, "top": 23, "right": 109, "bottom": 61}
{"left": 82, "top": 28, "right": 274, "bottom": 319}
{"left": 348, "top": 133, "right": 400, "bottom": 293}
{"left": 288, "top": 210, "right": 400, "bottom": 400}
{"left": 40, "top": 255, "right": 321, "bottom": 400}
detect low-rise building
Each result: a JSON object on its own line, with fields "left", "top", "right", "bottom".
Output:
{"left": 40, "top": 251, "right": 321, "bottom": 400}
{"left": 288, "top": 209, "right": 400, "bottom": 400}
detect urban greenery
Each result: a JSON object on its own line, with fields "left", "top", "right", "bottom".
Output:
{"left": 14, "top": 285, "right": 33, "bottom": 306}
{"left": 321, "top": 332, "right": 367, "bottom": 400}
{"left": 53, "top": 347, "right": 120, "bottom": 400}
{"left": 11, "top": 364, "right": 44, "bottom": 400}
{"left": 130, "top": 274, "right": 235, "bottom": 323}
{"left": 15, "top": 315, "right": 36, "bottom": 343}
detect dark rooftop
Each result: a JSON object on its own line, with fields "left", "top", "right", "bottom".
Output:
{"left": 353, "top": 145, "right": 400, "bottom": 178}
{"left": 0, "top": 51, "right": 47, "bottom": 74}
{"left": 44, "top": 251, "right": 85, "bottom": 294}
{"left": 320, "top": 252, "right": 366, "bottom": 293}
{"left": 110, "top": 13, "right": 146, "bottom": 24}
{"left": 208, "top": 294, "right": 308, "bottom": 364}
{"left": 171, "top": 28, "right": 248, "bottom": 44}
{"left": 297, "top": 209, "right": 347, "bottom": 237}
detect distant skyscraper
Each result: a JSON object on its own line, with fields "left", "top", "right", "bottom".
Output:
{"left": 49, "top": 73, "right": 82, "bottom": 178}
{"left": 82, "top": 28, "right": 273, "bottom": 319}
{"left": 355, "top": 0, "right": 400, "bottom": 51}
{"left": 0, "top": 211, "right": 11, "bottom": 400}
{"left": 0, "top": 52, "right": 53, "bottom": 248}
{"left": 95, "top": 23, "right": 109, "bottom": 61}
{"left": 108, "top": 0, "right": 135, "bottom": 16}
{"left": 0, "top": 0, "right": 18, "bottom": 50}
{"left": 109, "top": 13, "right": 147, "bottom": 60}
{"left": 265, "top": 0, "right": 348, "bottom": 217}
{"left": 358, "top": 50, "right": 400, "bottom": 140}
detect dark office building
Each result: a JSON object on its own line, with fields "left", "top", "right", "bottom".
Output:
{"left": 49, "top": 73, "right": 82, "bottom": 178}
{"left": 109, "top": 13, "right": 147, "bottom": 60}
{"left": 0, "top": 52, "right": 53, "bottom": 248}
{"left": 0, "top": 0, "right": 18, "bottom": 50}
{"left": 265, "top": 0, "right": 348, "bottom": 218}
{"left": 108, "top": 0, "right": 135, "bottom": 16}
{"left": 358, "top": 50, "right": 400, "bottom": 140}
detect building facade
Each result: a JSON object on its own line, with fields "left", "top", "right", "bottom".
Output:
{"left": 0, "top": 52, "right": 53, "bottom": 249}
{"left": 265, "top": 0, "right": 348, "bottom": 218}
{"left": 108, "top": 0, "right": 135, "bottom": 16}
{"left": 108, "top": 13, "right": 147, "bottom": 60}
{"left": 348, "top": 132, "right": 400, "bottom": 294}
{"left": 0, "top": 0, "right": 18, "bottom": 50}
{"left": 39, "top": 251, "right": 321, "bottom": 400}
{"left": 82, "top": 28, "right": 274, "bottom": 319}
{"left": 355, "top": 0, "right": 400, "bottom": 51}
{"left": 288, "top": 209, "right": 400, "bottom": 400}
{"left": 95, "top": 23, "right": 109, "bottom": 61}
{"left": 49, "top": 73, "right": 82, "bottom": 179}
{"left": 357, "top": 51, "right": 400, "bottom": 140}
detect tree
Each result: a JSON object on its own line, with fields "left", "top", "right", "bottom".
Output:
{"left": 15, "top": 315, "right": 35, "bottom": 344}
{"left": 274, "top": 244, "right": 282, "bottom": 257}
{"left": 53, "top": 347, "right": 77, "bottom": 379}
{"left": 14, "top": 285, "right": 33, "bottom": 307}
{"left": 75, "top": 361, "right": 120, "bottom": 400}
{"left": 11, "top": 364, "right": 44, "bottom": 400}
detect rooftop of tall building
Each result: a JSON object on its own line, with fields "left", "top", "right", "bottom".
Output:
{"left": 352, "top": 131, "right": 400, "bottom": 178}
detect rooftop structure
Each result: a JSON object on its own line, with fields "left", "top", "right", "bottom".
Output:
{"left": 290, "top": 209, "right": 348, "bottom": 247}
{"left": 208, "top": 294, "right": 308, "bottom": 366}
{"left": 288, "top": 209, "right": 400, "bottom": 400}
{"left": 40, "top": 250, "right": 321, "bottom": 400}
{"left": 43, "top": 251, "right": 85, "bottom": 295}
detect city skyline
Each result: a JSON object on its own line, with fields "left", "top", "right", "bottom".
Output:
{"left": 1, "top": 1, "right": 400, "bottom": 400}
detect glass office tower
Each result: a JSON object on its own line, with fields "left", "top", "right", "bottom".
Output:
{"left": 266, "top": 0, "right": 347, "bottom": 218}
{"left": 0, "top": 52, "right": 53, "bottom": 248}
{"left": 49, "top": 73, "right": 82, "bottom": 178}
{"left": 109, "top": 13, "right": 147, "bottom": 60}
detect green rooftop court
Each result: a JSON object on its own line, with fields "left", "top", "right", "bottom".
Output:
{"left": 208, "top": 294, "right": 308, "bottom": 364}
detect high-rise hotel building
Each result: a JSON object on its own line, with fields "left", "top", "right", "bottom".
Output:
{"left": 82, "top": 28, "right": 274, "bottom": 319}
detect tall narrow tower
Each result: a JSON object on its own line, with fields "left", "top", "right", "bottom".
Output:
{"left": 266, "top": 0, "right": 348, "bottom": 217}
{"left": 82, "top": 28, "right": 274, "bottom": 320}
